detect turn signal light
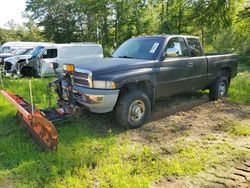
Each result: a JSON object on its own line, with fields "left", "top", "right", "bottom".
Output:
{"left": 63, "top": 64, "right": 75, "bottom": 72}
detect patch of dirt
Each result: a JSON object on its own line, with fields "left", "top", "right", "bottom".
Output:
{"left": 191, "top": 157, "right": 250, "bottom": 188}
{"left": 128, "top": 98, "right": 250, "bottom": 144}
{"left": 152, "top": 157, "right": 250, "bottom": 188}
{"left": 0, "top": 178, "right": 15, "bottom": 188}
{"left": 152, "top": 176, "right": 188, "bottom": 188}
{"left": 123, "top": 94, "right": 250, "bottom": 187}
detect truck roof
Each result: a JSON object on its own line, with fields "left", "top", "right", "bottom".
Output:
{"left": 2, "top": 42, "right": 101, "bottom": 49}
{"left": 133, "top": 34, "right": 199, "bottom": 39}
{"left": 36, "top": 43, "right": 102, "bottom": 49}
{"left": 2, "top": 41, "right": 54, "bottom": 47}
{"left": 54, "top": 43, "right": 102, "bottom": 48}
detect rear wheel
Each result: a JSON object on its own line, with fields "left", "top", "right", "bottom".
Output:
{"left": 209, "top": 76, "right": 229, "bottom": 101}
{"left": 116, "top": 90, "right": 151, "bottom": 129}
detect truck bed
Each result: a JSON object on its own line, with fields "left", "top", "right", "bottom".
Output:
{"left": 206, "top": 53, "right": 238, "bottom": 80}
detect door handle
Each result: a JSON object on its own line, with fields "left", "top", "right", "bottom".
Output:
{"left": 188, "top": 62, "right": 194, "bottom": 67}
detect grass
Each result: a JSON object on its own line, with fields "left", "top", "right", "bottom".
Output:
{"left": 228, "top": 72, "right": 250, "bottom": 104}
{"left": 0, "top": 71, "right": 249, "bottom": 187}
{"left": 228, "top": 120, "right": 250, "bottom": 136}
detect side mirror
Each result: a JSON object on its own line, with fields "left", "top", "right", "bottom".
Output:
{"left": 50, "top": 62, "right": 59, "bottom": 70}
{"left": 165, "top": 47, "right": 179, "bottom": 57}
{"left": 41, "top": 50, "right": 47, "bottom": 59}
{"left": 50, "top": 62, "right": 59, "bottom": 77}
{"left": 39, "top": 55, "right": 43, "bottom": 60}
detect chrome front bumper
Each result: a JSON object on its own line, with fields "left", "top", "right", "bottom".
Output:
{"left": 72, "top": 85, "right": 119, "bottom": 113}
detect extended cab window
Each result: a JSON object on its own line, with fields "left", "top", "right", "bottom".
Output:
{"left": 187, "top": 38, "right": 203, "bottom": 57}
{"left": 43, "top": 49, "right": 58, "bottom": 58}
{"left": 165, "top": 37, "right": 188, "bottom": 57}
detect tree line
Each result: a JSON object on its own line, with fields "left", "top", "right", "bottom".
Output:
{"left": 1, "top": 0, "right": 249, "bottom": 59}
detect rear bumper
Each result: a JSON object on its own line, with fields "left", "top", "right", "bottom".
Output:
{"left": 72, "top": 85, "right": 119, "bottom": 113}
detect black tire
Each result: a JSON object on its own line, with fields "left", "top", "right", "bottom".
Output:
{"left": 116, "top": 90, "right": 151, "bottom": 129}
{"left": 209, "top": 76, "right": 229, "bottom": 101}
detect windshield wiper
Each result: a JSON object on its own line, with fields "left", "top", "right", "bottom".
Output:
{"left": 118, "top": 55, "right": 133, "bottom": 59}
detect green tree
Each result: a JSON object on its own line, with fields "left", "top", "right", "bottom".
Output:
{"left": 24, "top": 0, "right": 250, "bottom": 58}
{"left": 0, "top": 19, "right": 45, "bottom": 44}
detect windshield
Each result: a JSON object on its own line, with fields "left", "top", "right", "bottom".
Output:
{"left": 30, "top": 46, "right": 45, "bottom": 58}
{"left": 23, "top": 49, "right": 33, "bottom": 55}
{"left": 14, "top": 48, "right": 33, "bottom": 55}
{"left": 112, "top": 38, "right": 163, "bottom": 60}
{"left": 0, "top": 46, "right": 12, "bottom": 53}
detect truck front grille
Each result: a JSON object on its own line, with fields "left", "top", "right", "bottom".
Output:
{"left": 73, "top": 77, "right": 89, "bottom": 87}
{"left": 4, "top": 61, "right": 12, "bottom": 71}
{"left": 73, "top": 71, "right": 88, "bottom": 79}
{"left": 72, "top": 69, "right": 92, "bottom": 88}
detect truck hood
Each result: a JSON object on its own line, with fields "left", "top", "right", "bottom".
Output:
{"left": 4, "top": 55, "right": 32, "bottom": 65}
{"left": 0, "top": 53, "right": 14, "bottom": 57}
{"left": 75, "top": 58, "right": 156, "bottom": 75}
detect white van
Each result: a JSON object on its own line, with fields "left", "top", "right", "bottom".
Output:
{"left": 3, "top": 43, "right": 103, "bottom": 77}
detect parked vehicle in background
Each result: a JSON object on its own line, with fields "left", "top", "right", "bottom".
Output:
{"left": 0, "top": 47, "right": 33, "bottom": 65}
{"left": 51, "top": 43, "right": 103, "bottom": 76}
{"left": 2, "top": 42, "right": 54, "bottom": 77}
{"left": 0, "top": 42, "right": 48, "bottom": 54}
{"left": 3, "top": 43, "right": 103, "bottom": 78}
{"left": 62, "top": 35, "right": 238, "bottom": 128}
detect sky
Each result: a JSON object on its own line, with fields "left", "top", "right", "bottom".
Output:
{"left": 0, "top": 0, "right": 27, "bottom": 28}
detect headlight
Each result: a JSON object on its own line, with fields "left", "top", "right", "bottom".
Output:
{"left": 92, "top": 80, "right": 116, "bottom": 89}
{"left": 63, "top": 64, "right": 75, "bottom": 73}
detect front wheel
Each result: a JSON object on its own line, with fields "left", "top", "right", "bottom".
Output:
{"left": 116, "top": 90, "right": 151, "bottom": 129}
{"left": 209, "top": 76, "right": 229, "bottom": 101}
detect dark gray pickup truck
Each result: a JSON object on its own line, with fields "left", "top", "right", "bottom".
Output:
{"left": 63, "top": 35, "right": 238, "bottom": 128}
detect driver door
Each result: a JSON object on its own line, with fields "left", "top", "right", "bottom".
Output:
{"left": 156, "top": 37, "right": 191, "bottom": 97}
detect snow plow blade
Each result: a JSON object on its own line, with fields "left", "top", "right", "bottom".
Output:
{"left": 1, "top": 90, "right": 58, "bottom": 151}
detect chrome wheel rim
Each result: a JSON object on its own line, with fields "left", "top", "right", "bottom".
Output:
{"left": 128, "top": 100, "right": 145, "bottom": 123}
{"left": 218, "top": 81, "right": 227, "bottom": 97}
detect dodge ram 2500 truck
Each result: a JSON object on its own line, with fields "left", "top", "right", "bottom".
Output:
{"left": 63, "top": 35, "right": 238, "bottom": 128}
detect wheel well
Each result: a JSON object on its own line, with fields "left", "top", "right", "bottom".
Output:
{"left": 219, "top": 67, "right": 231, "bottom": 78}
{"left": 119, "top": 81, "right": 155, "bottom": 106}
{"left": 218, "top": 67, "right": 231, "bottom": 85}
